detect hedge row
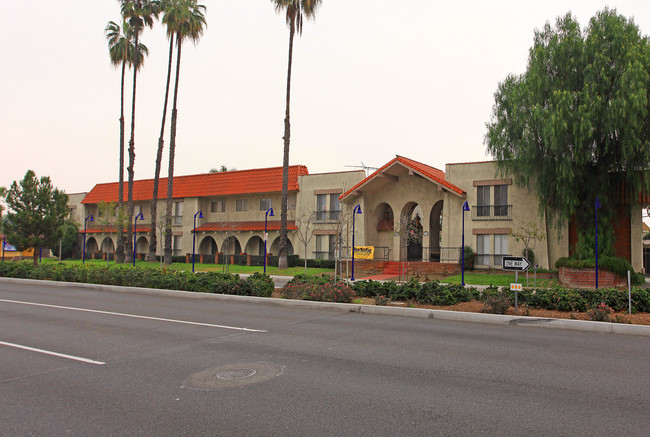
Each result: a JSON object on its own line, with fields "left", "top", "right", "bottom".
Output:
{"left": 556, "top": 256, "right": 645, "bottom": 285}
{"left": 351, "top": 278, "right": 650, "bottom": 313}
{"left": 353, "top": 278, "right": 481, "bottom": 306}
{"left": 0, "top": 262, "right": 274, "bottom": 297}
{"left": 280, "top": 274, "right": 355, "bottom": 303}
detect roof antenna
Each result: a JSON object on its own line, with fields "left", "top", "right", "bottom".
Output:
{"left": 345, "top": 161, "right": 378, "bottom": 177}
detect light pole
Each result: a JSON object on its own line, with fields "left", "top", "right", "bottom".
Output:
{"left": 2, "top": 218, "right": 7, "bottom": 262}
{"left": 83, "top": 214, "right": 94, "bottom": 264}
{"left": 192, "top": 210, "right": 203, "bottom": 273}
{"left": 462, "top": 201, "right": 470, "bottom": 286}
{"left": 264, "top": 207, "right": 274, "bottom": 274}
{"left": 595, "top": 197, "right": 601, "bottom": 289}
{"left": 351, "top": 204, "right": 362, "bottom": 281}
{"left": 133, "top": 212, "right": 144, "bottom": 267}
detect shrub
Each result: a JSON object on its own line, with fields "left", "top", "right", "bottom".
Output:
{"left": 555, "top": 256, "right": 644, "bottom": 285}
{"left": 280, "top": 275, "right": 355, "bottom": 303}
{"left": 482, "top": 286, "right": 510, "bottom": 314}
{"left": 588, "top": 302, "right": 613, "bottom": 322}
{"left": 461, "top": 246, "right": 476, "bottom": 270}
{"left": 245, "top": 272, "right": 275, "bottom": 297}
{"left": 374, "top": 295, "right": 390, "bottom": 306}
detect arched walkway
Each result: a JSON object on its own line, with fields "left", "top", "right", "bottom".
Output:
{"left": 401, "top": 202, "right": 424, "bottom": 261}
{"left": 245, "top": 236, "right": 265, "bottom": 256}
{"left": 100, "top": 237, "right": 115, "bottom": 254}
{"left": 270, "top": 237, "right": 294, "bottom": 256}
{"left": 429, "top": 200, "right": 443, "bottom": 261}
{"left": 199, "top": 236, "right": 218, "bottom": 255}
{"left": 85, "top": 237, "right": 98, "bottom": 258}
{"left": 135, "top": 236, "right": 148, "bottom": 255}
{"left": 222, "top": 236, "right": 242, "bottom": 255}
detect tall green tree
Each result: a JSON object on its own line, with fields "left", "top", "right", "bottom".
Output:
{"left": 105, "top": 18, "right": 149, "bottom": 263}
{"left": 485, "top": 8, "right": 650, "bottom": 258}
{"left": 272, "top": 0, "right": 322, "bottom": 269}
{"left": 2, "top": 171, "right": 69, "bottom": 265}
{"left": 120, "top": 0, "right": 159, "bottom": 263}
{"left": 162, "top": 0, "right": 206, "bottom": 265}
{"left": 148, "top": 0, "right": 175, "bottom": 262}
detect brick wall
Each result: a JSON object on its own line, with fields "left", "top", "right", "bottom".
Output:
{"left": 558, "top": 266, "right": 627, "bottom": 289}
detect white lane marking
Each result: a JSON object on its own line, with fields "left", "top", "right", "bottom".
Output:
{"left": 0, "top": 340, "right": 105, "bottom": 365}
{"left": 0, "top": 299, "right": 267, "bottom": 333}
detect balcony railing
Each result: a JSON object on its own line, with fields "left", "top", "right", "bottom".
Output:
{"left": 475, "top": 253, "right": 511, "bottom": 268}
{"left": 315, "top": 210, "right": 341, "bottom": 221}
{"left": 313, "top": 251, "right": 335, "bottom": 260}
{"left": 472, "top": 205, "right": 512, "bottom": 221}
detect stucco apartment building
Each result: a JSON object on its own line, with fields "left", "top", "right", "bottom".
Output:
{"left": 70, "top": 156, "right": 645, "bottom": 272}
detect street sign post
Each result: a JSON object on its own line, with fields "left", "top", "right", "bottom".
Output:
{"left": 502, "top": 256, "right": 531, "bottom": 271}
{"left": 503, "top": 256, "right": 530, "bottom": 313}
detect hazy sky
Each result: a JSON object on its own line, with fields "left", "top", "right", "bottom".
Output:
{"left": 2, "top": 1, "right": 650, "bottom": 195}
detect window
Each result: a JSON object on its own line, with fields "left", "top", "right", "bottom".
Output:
{"left": 315, "top": 235, "right": 334, "bottom": 260}
{"left": 494, "top": 234, "right": 508, "bottom": 265}
{"left": 260, "top": 198, "right": 272, "bottom": 211}
{"left": 173, "top": 236, "right": 182, "bottom": 256}
{"left": 476, "top": 234, "right": 490, "bottom": 266}
{"left": 211, "top": 200, "right": 225, "bottom": 213}
{"left": 173, "top": 201, "right": 183, "bottom": 225}
{"left": 288, "top": 196, "right": 296, "bottom": 210}
{"left": 329, "top": 195, "right": 341, "bottom": 221}
{"left": 494, "top": 185, "right": 508, "bottom": 216}
{"left": 316, "top": 194, "right": 340, "bottom": 221}
{"left": 316, "top": 194, "right": 327, "bottom": 220}
{"left": 134, "top": 205, "right": 142, "bottom": 217}
{"left": 236, "top": 199, "right": 248, "bottom": 212}
{"left": 477, "top": 186, "right": 490, "bottom": 217}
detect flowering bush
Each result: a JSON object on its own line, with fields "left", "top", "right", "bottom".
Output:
{"left": 280, "top": 274, "right": 356, "bottom": 303}
{"left": 588, "top": 302, "right": 613, "bottom": 322}
{"left": 374, "top": 295, "right": 390, "bottom": 306}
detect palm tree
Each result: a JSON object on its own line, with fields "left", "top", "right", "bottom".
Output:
{"left": 271, "top": 0, "right": 322, "bottom": 269}
{"left": 162, "top": 0, "right": 206, "bottom": 265}
{"left": 148, "top": 0, "right": 174, "bottom": 262}
{"left": 120, "top": 0, "right": 159, "bottom": 262}
{"left": 105, "top": 19, "right": 149, "bottom": 263}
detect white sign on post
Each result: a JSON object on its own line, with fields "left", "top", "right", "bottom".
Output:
{"left": 502, "top": 256, "right": 531, "bottom": 271}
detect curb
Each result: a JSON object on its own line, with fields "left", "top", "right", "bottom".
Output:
{"left": 2, "top": 277, "right": 649, "bottom": 336}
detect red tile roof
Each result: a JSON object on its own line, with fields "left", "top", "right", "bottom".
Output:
{"left": 194, "top": 221, "right": 297, "bottom": 232}
{"left": 81, "top": 226, "right": 151, "bottom": 234}
{"left": 82, "top": 166, "right": 309, "bottom": 204}
{"left": 340, "top": 155, "right": 465, "bottom": 200}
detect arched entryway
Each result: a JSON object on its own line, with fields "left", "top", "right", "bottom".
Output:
{"left": 429, "top": 200, "right": 443, "bottom": 261}
{"left": 222, "top": 236, "right": 242, "bottom": 256}
{"left": 401, "top": 202, "right": 424, "bottom": 261}
{"left": 86, "top": 236, "right": 98, "bottom": 252}
{"left": 100, "top": 237, "right": 115, "bottom": 254}
{"left": 270, "top": 237, "right": 294, "bottom": 256}
{"left": 245, "top": 236, "right": 265, "bottom": 256}
{"left": 135, "top": 236, "right": 148, "bottom": 256}
{"left": 199, "top": 236, "right": 218, "bottom": 255}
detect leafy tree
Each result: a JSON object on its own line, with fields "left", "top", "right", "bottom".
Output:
{"left": 271, "top": 0, "right": 322, "bottom": 269}
{"left": 512, "top": 221, "right": 545, "bottom": 265}
{"left": 51, "top": 220, "right": 79, "bottom": 261}
{"left": 163, "top": 0, "right": 207, "bottom": 265}
{"left": 486, "top": 8, "right": 650, "bottom": 258}
{"left": 209, "top": 165, "right": 236, "bottom": 172}
{"left": 3, "top": 171, "right": 69, "bottom": 265}
{"left": 120, "top": 0, "right": 159, "bottom": 263}
{"left": 105, "top": 18, "right": 149, "bottom": 263}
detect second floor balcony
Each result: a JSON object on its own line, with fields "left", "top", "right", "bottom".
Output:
{"left": 315, "top": 210, "right": 341, "bottom": 222}
{"left": 472, "top": 205, "right": 512, "bottom": 221}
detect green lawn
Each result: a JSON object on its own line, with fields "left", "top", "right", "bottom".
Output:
{"left": 444, "top": 272, "right": 559, "bottom": 288}
{"left": 40, "top": 258, "right": 333, "bottom": 276}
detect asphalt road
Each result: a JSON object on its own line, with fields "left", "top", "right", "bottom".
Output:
{"left": 1, "top": 280, "right": 649, "bottom": 436}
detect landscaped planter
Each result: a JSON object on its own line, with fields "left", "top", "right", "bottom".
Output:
{"left": 558, "top": 266, "right": 627, "bottom": 289}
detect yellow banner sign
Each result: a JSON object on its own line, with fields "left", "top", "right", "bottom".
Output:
{"left": 354, "top": 246, "right": 374, "bottom": 259}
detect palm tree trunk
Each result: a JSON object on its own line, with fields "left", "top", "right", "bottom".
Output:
{"left": 149, "top": 37, "right": 174, "bottom": 262}
{"left": 116, "top": 59, "right": 127, "bottom": 263}
{"left": 125, "top": 29, "right": 140, "bottom": 264}
{"left": 164, "top": 34, "right": 182, "bottom": 265}
{"left": 278, "top": 23, "right": 295, "bottom": 270}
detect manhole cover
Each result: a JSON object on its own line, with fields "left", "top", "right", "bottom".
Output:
{"left": 184, "top": 363, "right": 283, "bottom": 390}
{"left": 217, "top": 369, "right": 256, "bottom": 380}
